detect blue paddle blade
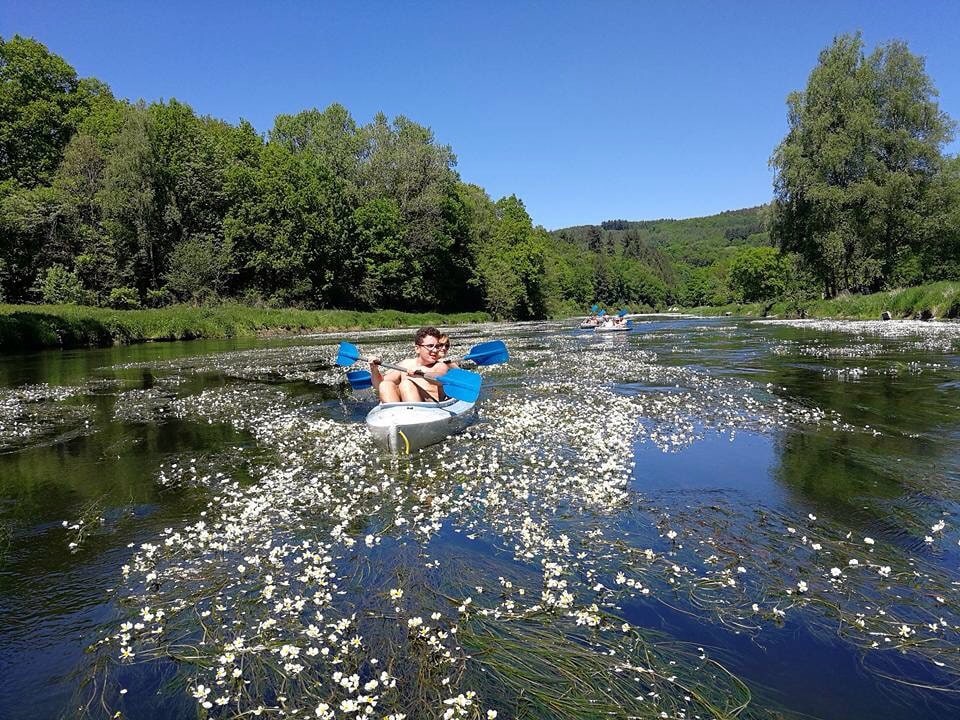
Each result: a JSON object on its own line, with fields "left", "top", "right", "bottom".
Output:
{"left": 335, "top": 341, "right": 362, "bottom": 367}
{"left": 617, "top": 308, "right": 628, "bottom": 317}
{"left": 461, "top": 340, "right": 509, "bottom": 366}
{"left": 346, "top": 370, "right": 372, "bottom": 390}
{"left": 590, "top": 304, "right": 599, "bottom": 313}
{"left": 597, "top": 309, "right": 606, "bottom": 316}
{"left": 436, "top": 368, "right": 482, "bottom": 403}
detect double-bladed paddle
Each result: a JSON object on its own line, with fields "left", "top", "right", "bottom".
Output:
{"left": 345, "top": 340, "right": 508, "bottom": 391}
{"left": 335, "top": 341, "right": 484, "bottom": 403}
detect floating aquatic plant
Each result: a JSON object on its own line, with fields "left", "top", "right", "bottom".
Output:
{"left": 64, "top": 321, "right": 960, "bottom": 717}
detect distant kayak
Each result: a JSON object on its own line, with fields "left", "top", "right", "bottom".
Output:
{"left": 366, "top": 398, "right": 477, "bottom": 454}
{"left": 595, "top": 323, "right": 631, "bottom": 332}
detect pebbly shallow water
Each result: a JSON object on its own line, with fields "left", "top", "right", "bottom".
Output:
{"left": 1, "top": 316, "right": 959, "bottom": 720}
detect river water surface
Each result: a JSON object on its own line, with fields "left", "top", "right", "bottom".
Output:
{"left": 2, "top": 316, "right": 959, "bottom": 720}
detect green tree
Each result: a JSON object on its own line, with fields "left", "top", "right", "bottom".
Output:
{"left": 353, "top": 197, "right": 423, "bottom": 309}
{"left": 475, "top": 196, "right": 547, "bottom": 319}
{"left": 920, "top": 155, "right": 960, "bottom": 281}
{"left": 728, "top": 246, "right": 787, "bottom": 302}
{"left": 225, "top": 137, "right": 356, "bottom": 307}
{"left": 359, "top": 113, "right": 460, "bottom": 304}
{"left": 270, "top": 104, "right": 364, "bottom": 196}
{"left": 0, "top": 185, "right": 63, "bottom": 299}
{"left": 36, "top": 263, "right": 85, "bottom": 304}
{"left": 770, "top": 34, "right": 955, "bottom": 297}
{"left": 164, "top": 233, "right": 235, "bottom": 303}
{"left": 0, "top": 35, "right": 111, "bottom": 188}
{"left": 97, "top": 104, "right": 158, "bottom": 296}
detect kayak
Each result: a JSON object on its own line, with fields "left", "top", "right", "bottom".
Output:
{"left": 366, "top": 398, "right": 477, "bottom": 454}
{"left": 595, "top": 324, "right": 631, "bottom": 332}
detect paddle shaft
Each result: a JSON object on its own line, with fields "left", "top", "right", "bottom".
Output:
{"left": 338, "top": 340, "right": 481, "bottom": 402}
{"left": 372, "top": 359, "right": 442, "bottom": 384}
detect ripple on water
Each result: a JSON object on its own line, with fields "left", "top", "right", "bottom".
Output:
{"left": 3, "top": 321, "right": 960, "bottom": 719}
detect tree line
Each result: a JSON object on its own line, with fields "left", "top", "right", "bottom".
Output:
{"left": 0, "top": 35, "right": 675, "bottom": 319}
{"left": 2, "top": 33, "right": 958, "bottom": 320}
{"left": 561, "top": 33, "right": 960, "bottom": 310}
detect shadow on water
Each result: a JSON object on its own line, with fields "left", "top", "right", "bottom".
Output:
{"left": 0, "top": 369, "right": 257, "bottom": 719}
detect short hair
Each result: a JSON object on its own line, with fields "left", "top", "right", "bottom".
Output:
{"left": 415, "top": 326, "right": 442, "bottom": 345}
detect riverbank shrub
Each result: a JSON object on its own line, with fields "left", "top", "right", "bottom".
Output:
{"left": 0, "top": 303, "right": 490, "bottom": 353}
{"left": 686, "top": 281, "right": 960, "bottom": 321}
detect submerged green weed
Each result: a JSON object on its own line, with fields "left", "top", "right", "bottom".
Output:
{"left": 64, "top": 322, "right": 960, "bottom": 719}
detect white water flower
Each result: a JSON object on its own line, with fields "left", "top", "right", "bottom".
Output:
{"left": 339, "top": 699, "right": 359, "bottom": 713}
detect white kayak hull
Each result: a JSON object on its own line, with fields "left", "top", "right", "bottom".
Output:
{"left": 594, "top": 325, "right": 630, "bottom": 332}
{"left": 366, "top": 398, "right": 477, "bottom": 454}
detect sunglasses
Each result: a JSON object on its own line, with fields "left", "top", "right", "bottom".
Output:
{"left": 418, "top": 343, "right": 450, "bottom": 351}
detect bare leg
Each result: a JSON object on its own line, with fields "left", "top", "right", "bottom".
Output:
{"left": 398, "top": 378, "right": 426, "bottom": 402}
{"left": 377, "top": 379, "right": 401, "bottom": 403}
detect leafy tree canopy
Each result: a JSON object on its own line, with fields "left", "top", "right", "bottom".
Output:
{"left": 770, "top": 33, "right": 956, "bottom": 297}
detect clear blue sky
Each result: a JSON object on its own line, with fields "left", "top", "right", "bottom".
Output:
{"left": 5, "top": 0, "right": 960, "bottom": 230}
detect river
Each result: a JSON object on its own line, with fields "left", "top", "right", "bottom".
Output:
{"left": 1, "top": 316, "right": 959, "bottom": 719}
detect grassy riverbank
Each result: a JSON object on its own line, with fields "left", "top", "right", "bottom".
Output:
{"left": 688, "top": 280, "right": 960, "bottom": 321}
{"left": 0, "top": 304, "right": 491, "bottom": 353}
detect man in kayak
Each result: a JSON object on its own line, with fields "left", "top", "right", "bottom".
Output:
{"left": 368, "top": 326, "right": 451, "bottom": 403}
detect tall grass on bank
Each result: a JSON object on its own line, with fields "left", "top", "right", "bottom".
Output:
{"left": 689, "top": 281, "right": 960, "bottom": 321}
{"left": 0, "top": 303, "right": 490, "bottom": 353}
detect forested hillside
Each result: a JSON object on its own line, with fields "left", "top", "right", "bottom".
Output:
{"left": 0, "top": 35, "right": 793, "bottom": 319}
{"left": 551, "top": 207, "right": 776, "bottom": 307}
